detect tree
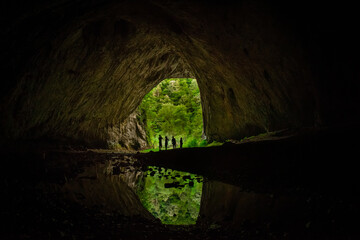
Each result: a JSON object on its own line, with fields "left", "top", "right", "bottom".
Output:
{"left": 138, "top": 78, "right": 204, "bottom": 148}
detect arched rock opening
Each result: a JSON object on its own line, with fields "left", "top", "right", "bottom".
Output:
{"left": 1, "top": 0, "right": 359, "bottom": 148}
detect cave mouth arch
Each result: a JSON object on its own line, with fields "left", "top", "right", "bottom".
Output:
{"left": 137, "top": 78, "right": 205, "bottom": 151}
{"left": 3, "top": 0, "right": 356, "bottom": 152}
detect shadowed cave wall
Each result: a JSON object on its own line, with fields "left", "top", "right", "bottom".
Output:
{"left": 1, "top": 0, "right": 359, "bottom": 148}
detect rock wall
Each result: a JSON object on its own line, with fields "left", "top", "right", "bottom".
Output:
{"left": 1, "top": 0, "right": 359, "bottom": 146}
{"left": 107, "top": 111, "right": 148, "bottom": 150}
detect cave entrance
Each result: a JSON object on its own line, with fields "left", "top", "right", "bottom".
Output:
{"left": 138, "top": 78, "right": 205, "bottom": 151}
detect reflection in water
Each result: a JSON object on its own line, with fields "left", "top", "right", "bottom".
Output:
{"left": 115, "top": 160, "right": 291, "bottom": 229}
{"left": 136, "top": 166, "right": 203, "bottom": 225}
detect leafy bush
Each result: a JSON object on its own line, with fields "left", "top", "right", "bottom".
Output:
{"left": 184, "top": 137, "right": 199, "bottom": 148}
{"left": 199, "top": 139, "right": 208, "bottom": 147}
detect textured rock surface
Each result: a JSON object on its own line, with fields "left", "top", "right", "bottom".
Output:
{"left": 1, "top": 0, "right": 359, "bottom": 147}
{"left": 107, "top": 111, "right": 148, "bottom": 150}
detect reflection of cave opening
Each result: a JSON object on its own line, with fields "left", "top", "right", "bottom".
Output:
{"left": 136, "top": 166, "right": 203, "bottom": 225}
{"left": 138, "top": 78, "right": 205, "bottom": 150}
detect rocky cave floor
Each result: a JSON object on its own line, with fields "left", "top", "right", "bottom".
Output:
{"left": 1, "top": 126, "right": 359, "bottom": 240}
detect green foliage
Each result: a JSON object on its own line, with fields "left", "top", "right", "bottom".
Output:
{"left": 205, "top": 141, "right": 224, "bottom": 147}
{"left": 136, "top": 166, "right": 203, "bottom": 225}
{"left": 184, "top": 137, "right": 199, "bottom": 148}
{"left": 138, "top": 78, "right": 205, "bottom": 149}
{"left": 140, "top": 148, "right": 159, "bottom": 153}
{"left": 199, "top": 140, "right": 208, "bottom": 147}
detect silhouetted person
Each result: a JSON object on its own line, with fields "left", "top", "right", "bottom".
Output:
{"left": 165, "top": 136, "right": 169, "bottom": 150}
{"left": 172, "top": 136, "right": 176, "bottom": 149}
{"left": 180, "top": 137, "right": 183, "bottom": 149}
{"left": 158, "top": 135, "right": 163, "bottom": 151}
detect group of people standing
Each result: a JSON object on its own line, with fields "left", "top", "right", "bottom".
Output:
{"left": 158, "top": 135, "right": 183, "bottom": 151}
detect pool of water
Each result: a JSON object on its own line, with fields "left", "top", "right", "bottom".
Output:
{"left": 135, "top": 166, "right": 203, "bottom": 225}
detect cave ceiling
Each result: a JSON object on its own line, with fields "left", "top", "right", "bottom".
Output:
{"left": 1, "top": 0, "right": 359, "bottom": 147}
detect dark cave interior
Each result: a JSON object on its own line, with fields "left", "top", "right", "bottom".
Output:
{"left": 1, "top": 0, "right": 360, "bottom": 239}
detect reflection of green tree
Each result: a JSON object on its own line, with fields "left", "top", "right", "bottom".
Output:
{"left": 136, "top": 167, "right": 203, "bottom": 225}
{"left": 138, "top": 78, "right": 204, "bottom": 148}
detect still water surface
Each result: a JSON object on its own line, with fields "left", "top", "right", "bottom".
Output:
{"left": 135, "top": 166, "right": 203, "bottom": 225}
